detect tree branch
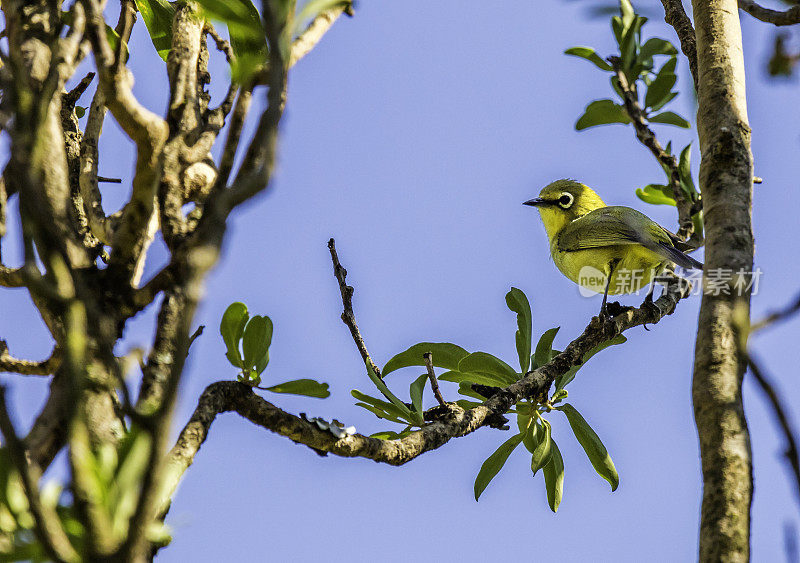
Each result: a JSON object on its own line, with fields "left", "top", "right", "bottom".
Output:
{"left": 327, "top": 238, "right": 382, "bottom": 377}
{"left": 738, "top": 0, "right": 800, "bottom": 25}
{"left": 424, "top": 352, "right": 447, "bottom": 407}
{"left": 610, "top": 59, "right": 701, "bottom": 246}
{"left": 747, "top": 355, "right": 800, "bottom": 511}
{"left": 0, "top": 341, "right": 59, "bottom": 375}
{"left": 659, "top": 0, "right": 699, "bottom": 90}
{"left": 691, "top": 0, "right": 755, "bottom": 557}
{"left": 751, "top": 290, "right": 800, "bottom": 332}
{"left": 290, "top": 4, "right": 352, "bottom": 67}
{"left": 160, "top": 250, "right": 691, "bottom": 510}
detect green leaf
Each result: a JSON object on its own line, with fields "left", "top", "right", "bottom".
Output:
{"left": 564, "top": 47, "right": 613, "bottom": 71}
{"left": 678, "top": 143, "right": 697, "bottom": 196}
{"left": 351, "top": 390, "right": 411, "bottom": 421}
{"left": 474, "top": 433, "right": 524, "bottom": 501}
{"left": 619, "top": 0, "right": 635, "bottom": 29}
{"left": 366, "top": 362, "right": 413, "bottom": 419}
{"left": 355, "top": 402, "right": 405, "bottom": 423}
{"left": 370, "top": 431, "right": 403, "bottom": 440}
{"left": 636, "top": 185, "right": 676, "bottom": 206}
{"left": 639, "top": 37, "right": 678, "bottom": 61}
{"left": 457, "top": 382, "right": 490, "bottom": 401}
{"left": 554, "top": 335, "right": 627, "bottom": 392}
{"left": 197, "top": 0, "right": 259, "bottom": 25}
{"left": 455, "top": 399, "right": 482, "bottom": 410}
{"left": 409, "top": 373, "right": 428, "bottom": 419}
{"left": 648, "top": 111, "right": 690, "bottom": 128}
{"left": 533, "top": 327, "right": 560, "bottom": 369}
{"left": 229, "top": 1, "right": 268, "bottom": 83}
{"left": 557, "top": 403, "right": 619, "bottom": 491}
{"left": 530, "top": 419, "right": 552, "bottom": 475}
{"left": 242, "top": 315, "right": 272, "bottom": 373}
{"left": 197, "top": 0, "right": 268, "bottom": 82}
{"left": 649, "top": 91, "right": 678, "bottom": 112}
{"left": 220, "top": 302, "right": 248, "bottom": 368}
{"left": 439, "top": 370, "right": 513, "bottom": 388}
{"left": 75, "top": 106, "right": 87, "bottom": 118}
{"left": 134, "top": 0, "right": 176, "bottom": 61}
{"left": 644, "top": 57, "right": 677, "bottom": 109}
{"left": 575, "top": 100, "right": 631, "bottom": 130}
{"left": 620, "top": 16, "right": 647, "bottom": 69}
{"left": 542, "top": 437, "right": 565, "bottom": 513}
{"left": 294, "top": 0, "right": 352, "bottom": 35}
{"left": 383, "top": 342, "right": 469, "bottom": 376}
{"left": 518, "top": 414, "right": 540, "bottom": 453}
{"left": 265, "top": 378, "right": 330, "bottom": 398}
{"left": 505, "top": 287, "right": 533, "bottom": 373}
{"left": 457, "top": 352, "right": 518, "bottom": 385}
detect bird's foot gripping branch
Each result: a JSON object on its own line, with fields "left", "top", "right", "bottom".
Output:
{"left": 167, "top": 239, "right": 692, "bottom": 515}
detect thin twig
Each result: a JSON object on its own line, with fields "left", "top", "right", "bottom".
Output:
{"left": 423, "top": 352, "right": 447, "bottom": 407}
{"left": 188, "top": 325, "right": 205, "bottom": 349}
{"left": 204, "top": 23, "right": 234, "bottom": 63}
{"left": 738, "top": 0, "right": 800, "bottom": 25}
{"left": 63, "top": 71, "right": 95, "bottom": 108}
{"left": 659, "top": 0, "right": 698, "bottom": 90}
{"left": 751, "top": 290, "right": 800, "bottom": 333}
{"left": 97, "top": 176, "right": 122, "bottom": 184}
{"left": 327, "top": 238, "right": 382, "bottom": 377}
{"left": 748, "top": 355, "right": 800, "bottom": 511}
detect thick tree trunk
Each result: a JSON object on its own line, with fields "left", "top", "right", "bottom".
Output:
{"left": 691, "top": 0, "right": 754, "bottom": 560}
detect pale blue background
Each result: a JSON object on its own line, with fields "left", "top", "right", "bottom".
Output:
{"left": 2, "top": 0, "right": 799, "bottom": 561}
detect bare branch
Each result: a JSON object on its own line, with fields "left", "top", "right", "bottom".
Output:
{"left": 659, "top": 0, "right": 699, "bottom": 90}
{"left": 424, "top": 352, "right": 447, "bottom": 407}
{"left": 327, "top": 238, "right": 382, "bottom": 377}
{"left": 738, "top": 0, "right": 800, "bottom": 25}
{"left": 747, "top": 355, "right": 800, "bottom": 512}
{"left": 82, "top": 0, "right": 168, "bottom": 282}
{"left": 214, "top": 88, "right": 252, "bottom": 190}
{"left": 0, "top": 341, "right": 60, "bottom": 375}
{"left": 751, "top": 290, "right": 800, "bottom": 332}
{"left": 290, "top": 4, "right": 352, "bottom": 67}
{"left": 0, "top": 265, "right": 26, "bottom": 287}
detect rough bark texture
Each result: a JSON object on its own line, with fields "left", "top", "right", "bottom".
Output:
{"left": 691, "top": 0, "right": 755, "bottom": 560}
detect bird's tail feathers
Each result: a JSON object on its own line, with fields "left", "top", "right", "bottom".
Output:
{"left": 659, "top": 243, "right": 704, "bottom": 270}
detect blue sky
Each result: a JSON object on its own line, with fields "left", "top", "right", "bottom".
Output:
{"left": 2, "top": 0, "right": 800, "bottom": 560}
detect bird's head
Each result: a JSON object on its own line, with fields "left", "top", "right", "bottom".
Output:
{"left": 524, "top": 179, "right": 606, "bottom": 241}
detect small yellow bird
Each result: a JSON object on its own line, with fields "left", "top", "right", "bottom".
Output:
{"left": 525, "top": 179, "right": 702, "bottom": 316}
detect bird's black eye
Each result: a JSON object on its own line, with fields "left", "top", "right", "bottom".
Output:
{"left": 558, "top": 193, "right": 574, "bottom": 208}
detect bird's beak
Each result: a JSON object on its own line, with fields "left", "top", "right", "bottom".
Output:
{"left": 523, "top": 198, "right": 547, "bottom": 207}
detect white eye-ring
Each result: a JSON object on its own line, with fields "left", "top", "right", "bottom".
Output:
{"left": 558, "top": 192, "right": 574, "bottom": 209}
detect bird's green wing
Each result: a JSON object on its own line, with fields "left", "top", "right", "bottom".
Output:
{"left": 557, "top": 207, "right": 702, "bottom": 269}
{"left": 556, "top": 207, "right": 669, "bottom": 249}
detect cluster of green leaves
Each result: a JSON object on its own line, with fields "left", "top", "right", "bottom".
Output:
{"left": 566, "top": 0, "right": 689, "bottom": 130}
{"left": 565, "top": 0, "right": 702, "bottom": 228}
{"left": 0, "top": 430, "right": 170, "bottom": 561}
{"left": 354, "top": 288, "right": 625, "bottom": 511}
{"left": 133, "top": 0, "right": 352, "bottom": 82}
{"left": 220, "top": 302, "right": 330, "bottom": 397}
{"left": 635, "top": 141, "right": 699, "bottom": 212}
